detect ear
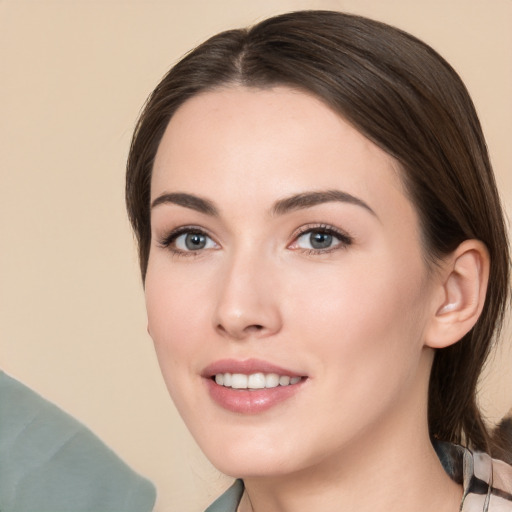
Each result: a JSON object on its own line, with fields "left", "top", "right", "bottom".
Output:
{"left": 424, "top": 240, "right": 490, "bottom": 349}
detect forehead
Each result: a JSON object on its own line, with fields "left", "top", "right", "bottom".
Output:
{"left": 151, "top": 85, "right": 407, "bottom": 214}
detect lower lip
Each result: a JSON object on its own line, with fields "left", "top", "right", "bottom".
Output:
{"left": 204, "top": 378, "right": 305, "bottom": 414}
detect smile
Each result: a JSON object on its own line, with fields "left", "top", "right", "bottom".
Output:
{"left": 214, "top": 372, "right": 302, "bottom": 389}
{"left": 203, "top": 359, "right": 307, "bottom": 413}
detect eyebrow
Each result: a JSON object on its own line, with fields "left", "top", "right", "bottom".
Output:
{"left": 151, "top": 192, "right": 218, "bottom": 216}
{"left": 150, "top": 189, "right": 376, "bottom": 218}
{"left": 272, "top": 190, "right": 376, "bottom": 217}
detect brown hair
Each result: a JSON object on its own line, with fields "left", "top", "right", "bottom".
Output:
{"left": 126, "top": 10, "right": 510, "bottom": 451}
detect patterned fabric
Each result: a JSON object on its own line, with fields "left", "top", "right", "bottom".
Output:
{"left": 436, "top": 441, "right": 512, "bottom": 511}
{"left": 205, "top": 443, "right": 512, "bottom": 512}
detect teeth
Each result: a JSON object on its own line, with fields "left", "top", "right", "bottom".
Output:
{"left": 214, "top": 372, "right": 302, "bottom": 389}
{"left": 247, "top": 373, "right": 266, "bottom": 389}
{"left": 265, "top": 373, "right": 279, "bottom": 388}
{"left": 279, "top": 375, "right": 290, "bottom": 386}
{"left": 231, "top": 374, "right": 248, "bottom": 389}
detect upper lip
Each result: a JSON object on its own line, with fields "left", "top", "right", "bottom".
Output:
{"left": 202, "top": 358, "right": 304, "bottom": 378}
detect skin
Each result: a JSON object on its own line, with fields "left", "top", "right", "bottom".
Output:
{"left": 146, "top": 86, "right": 467, "bottom": 512}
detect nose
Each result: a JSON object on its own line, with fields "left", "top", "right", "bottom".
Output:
{"left": 213, "top": 251, "right": 283, "bottom": 340}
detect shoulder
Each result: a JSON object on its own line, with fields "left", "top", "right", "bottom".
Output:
{"left": 204, "top": 479, "right": 244, "bottom": 512}
{"left": 0, "top": 371, "right": 156, "bottom": 512}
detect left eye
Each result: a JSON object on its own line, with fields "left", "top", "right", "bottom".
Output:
{"left": 294, "top": 229, "right": 348, "bottom": 251}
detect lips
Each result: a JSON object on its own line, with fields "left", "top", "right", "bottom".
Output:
{"left": 202, "top": 358, "right": 307, "bottom": 414}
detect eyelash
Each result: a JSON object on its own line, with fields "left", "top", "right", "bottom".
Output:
{"left": 157, "top": 223, "right": 353, "bottom": 257}
{"left": 291, "top": 224, "right": 353, "bottom": 255}
{"left": 157, "top": 225, "right": 217, "bottom": 258}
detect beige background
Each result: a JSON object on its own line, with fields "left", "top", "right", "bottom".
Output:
{"left": 1, "top": 1, "right": 511, "bottom": 510}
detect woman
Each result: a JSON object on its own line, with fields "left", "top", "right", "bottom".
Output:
{"left": 126, "top": 11, "right": 512, "bottom": 512}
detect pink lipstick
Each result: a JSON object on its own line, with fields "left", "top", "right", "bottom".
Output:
{"left": 202, "top": 358, "right": 306, "bottom": 414}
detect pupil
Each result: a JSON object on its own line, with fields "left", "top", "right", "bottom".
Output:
{"left": 185, "top": 233, "right": 206, "bottom": 250}
{"left": 310, "top": 232, "right": 332, "bottom": 249}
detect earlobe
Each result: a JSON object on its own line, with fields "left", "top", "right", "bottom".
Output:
{"left": 425, "top": 240, "right": 490, "bottom": 349}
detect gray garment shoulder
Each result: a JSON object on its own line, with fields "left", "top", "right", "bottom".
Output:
{"left": 204, "top": 480, "right": 244, "bottom": 512}
{"left": 0, "top": 370, "right": 156, "bottom": 512}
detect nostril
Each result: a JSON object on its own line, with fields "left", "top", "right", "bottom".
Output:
{"left": 246, "top": 324, "right": 264, "bottom": 332}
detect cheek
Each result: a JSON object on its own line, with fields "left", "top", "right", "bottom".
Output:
{"left": 288, "top": 252, "right": 429, "bottom": 382}
{"left": 146, "top": 253, "right": 211, "bottom": 327}
{"left": 144, "top": 259, "right": 212, "bottom": 384}
{"left": 282, "top": 257, "right": 430, "bottom": 450}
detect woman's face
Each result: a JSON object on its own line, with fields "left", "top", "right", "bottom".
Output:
{"left": 146, "top": 86, "right": 438, "bottom": 478}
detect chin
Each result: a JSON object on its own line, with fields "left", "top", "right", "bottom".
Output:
{"left": 194, "top": 428, "right": 326, "bottom": 480}
{"left": 211, "top": 456, "right": 299, "bottom": 480}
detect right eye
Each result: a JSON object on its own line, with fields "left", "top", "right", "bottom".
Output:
{"left": 159, "top": 228, "right": 219, "bottom": 255}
